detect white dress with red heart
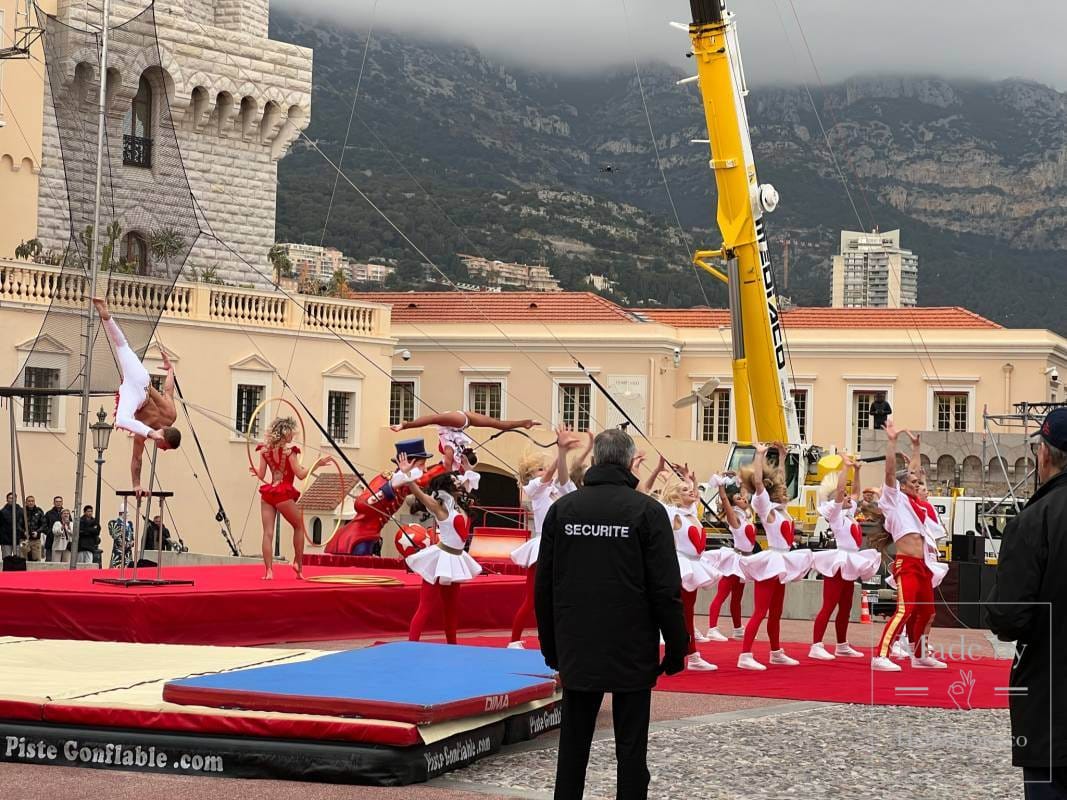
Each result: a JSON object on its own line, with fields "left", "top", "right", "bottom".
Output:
{"left": 663, "top": 503, "right": 720, "bottom": 592}
{"left": 406, "top": 497, "right": 483, "bottom": 585}
{"left": 812, "top": 498, "right": 881, "bottom": 581}
{"left": 739, "top": 488, "right": 813, "bottom": 583}
{"left": 703, "top": 512, "right": 757, "bottom": 579}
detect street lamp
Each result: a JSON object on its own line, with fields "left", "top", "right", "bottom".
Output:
{"left": 89, "top": 406, "right": 113, "bottom": 566}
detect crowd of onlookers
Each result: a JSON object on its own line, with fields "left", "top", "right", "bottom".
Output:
{"left": 1, "top": 492, "right": 174, "bottom": 567}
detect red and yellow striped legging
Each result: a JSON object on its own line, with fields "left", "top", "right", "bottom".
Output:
{"left": 876, "top": 555, "right": 935, "bottom": 658}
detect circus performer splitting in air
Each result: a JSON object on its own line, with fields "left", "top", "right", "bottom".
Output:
{"left": 93, "top": 298, "right": 181, "bottom": 495}
{"left": 390, "top": 411, "right": 539, "bottom": 473}
{"left": 250, "top": 416, "right": 329, "bottom": 580}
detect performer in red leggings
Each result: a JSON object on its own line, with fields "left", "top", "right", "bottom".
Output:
{"left": 400, "top": 460, "right": 482, "bottom": 644}
{"left": 507, "top": 427, "right": 582, "bottom": 648}
{"left": 871, "top": 422, "right": 948, "bottom": 671}
{"left": 809, "top": 457, "right": 880, "bottom": 660}
{"left": 738, "top": 443, "right": 813, "bottom": 671}
{"left": 703, "top": 474, "right": 755, "bottom": 642}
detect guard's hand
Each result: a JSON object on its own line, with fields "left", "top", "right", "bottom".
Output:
{"left": 659, "top": 652, "right": 685, "bottom": 676}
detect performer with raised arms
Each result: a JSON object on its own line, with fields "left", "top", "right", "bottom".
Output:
{"left": 507, "top": 426, "right": 582, "bottom": 649}
{"left": 809, "top": 456, "right": 880, "bottom": 660}
{"left": 870, "top": 422, "right": 948, "bottom": 671}
{"left": 703, "top": 473, "right": 755, "bottom": 642}
{"left": 93, "top": 298, "right": 181, "bottom": 495}
{"left": 400, "top": 458, "right": 482, "bottom": 644}
{"left": 250, "top": 416, "right": 329, "bottom": 580}
{"left": 737, "top": 442, "right": 813, "bottom": 671}
{"left": 390, "top": 410, "right": 539, "bottom": 473}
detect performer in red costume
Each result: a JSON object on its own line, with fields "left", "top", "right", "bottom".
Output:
{"left": 390, "top": 411, "right": 539, "bottom": 473}
{"left": 871, "top": 422, "right": 948, "bottom": 671}
{"left": 703, "top": 473, "right": 755, "bottom": 642}
{"left": 737, "top": 442, "right": 813, "bottom": 671}
{"left": 250, "top": 416, "right": 329, "bottom": 580}
{"left": 400, "top": 458, "right": 482, "bottom": 644}
{"left": 324, "top": 439, "right": 446, "bottom": 556}
{"left": 507, "top": 426, "right": 582, "bottom": 649}
{"left": 809, "top": 456, "right": 880, "bottom": 661}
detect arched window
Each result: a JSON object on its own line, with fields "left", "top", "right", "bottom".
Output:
{"left": 1014, "top": 457, "right": 1034, "bottom": 480}
{"left": 312, "top": 518, "right": 323, "bottom": 545}
{"left": 936, "top": 454, "right": 957, "bottom": 484}
{"left": 123, "top": 75, "right": 153, "bottom": 168}
{"left": 987, "top": 457, "right": 1009, "bottom": 483}
{"left": 962, "top": 455, "right": 983, "bottom": 485}
{"left": 123, "top": 232, "right": 149, "bottom": 274}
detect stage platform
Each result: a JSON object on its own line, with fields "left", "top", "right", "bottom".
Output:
{"left": 0, "top": 638, "right": 561, "bottom": 785}
{"left": 0, "top": 564, "right": 527, "bottom": 646}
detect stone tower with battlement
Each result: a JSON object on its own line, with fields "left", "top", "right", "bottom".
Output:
{"left": 36, "top": 0, "right": 311, "bottom": 286}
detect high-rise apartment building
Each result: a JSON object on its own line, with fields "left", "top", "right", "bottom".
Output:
{"left": 831, "top": 229, "right": 918, "bottom": 308}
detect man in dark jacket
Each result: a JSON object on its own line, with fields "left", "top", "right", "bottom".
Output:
{"left": 536, "top": 429, "right": 688, "bottom": 800}
{"left": 42, "top": 496, "right": 65, "bottom": 561}
{"left": 76, "top": 506, "right": 101, "bottom": 565}
{"left": 870, "top": 393, "right": 892, "bottom": 430}
{"left": 988, "top": 407, "right": 1067, "bottom": 798}
{"left": 1, "top": 493, "right": 26, "bottom": 556}
{"left": 22, "top": 496, "right": 45, "bottom": 561}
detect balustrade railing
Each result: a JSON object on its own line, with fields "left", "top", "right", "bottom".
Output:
{"left": 0, "top": 260, "right": 385, "bottom": 337}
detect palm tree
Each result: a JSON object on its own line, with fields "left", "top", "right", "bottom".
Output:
{"left": 148, "top": 227, "right": 187, "bottom": 279}
{"left": 268, "top": 244, "right": 293, "bottom": 287}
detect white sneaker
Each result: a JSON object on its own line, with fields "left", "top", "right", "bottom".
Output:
{"left": 687, "top": 653, "right": 718, "bottom": 671}
{"left": 911, "top": 655, "right": 948, "bottom": 669}
{"left": 808, "top": 642, "right": 835, "bottom": 661}
{"left": 693, "top": 628, "right": 710, "bottom": 643}
{"left": 835, "top": 643, "right": 865, "bottom": 658}
{"left": 737, "top": 652, "right": 766, "bottom": 671}
{"left": 890, "top": 640, "right": 911, "bottom": 660}
{"left": 769, "top": 649, "right": 799, "bottom": 666}
{"left": 704, "top": 627, "right": 729, "bottom": 642}
{"left": 871, "top": 656, "right": 902, "bottom": 672}
{"left": 506, "top": 641, "right": 525, "bottom": 649}
{"left": 732, "top": 627, "right": 745, "bottom": 640}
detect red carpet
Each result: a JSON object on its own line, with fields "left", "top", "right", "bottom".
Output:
{"left": 0, "top": 565, "right": 525, "bottom": 646}
{"left": 456, "top": 636, "right": 1010, "bottom": 710}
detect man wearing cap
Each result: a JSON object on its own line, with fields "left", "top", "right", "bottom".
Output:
{"left": 324, "top": 439, "right": 447, "bottom": 556}
{"left": 988, "top": 407, "right": 1067, "bottom": 798}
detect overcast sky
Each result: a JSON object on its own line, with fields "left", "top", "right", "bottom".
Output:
{"left": 275, "top": 0, "right": 1067, "bottom": 89}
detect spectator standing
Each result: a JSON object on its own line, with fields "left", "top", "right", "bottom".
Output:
{"left": 22, "top": 496, "right": 45, "bottom": 562}
{"left": 51, "top": 510, "right": 74, "bottom": 564}
{"left": 76, "top": 505, "right": 101, "bottom": 565}
{"left": 870, "top": 393, "right": 892, "bottom": 431}
{"left": 42, "top": 496, "right": 65, "bottom": 561}
{"left": 1, "top": 493, "right": 26, "bottom": 557}
{"left": 108, "top": 507, "right": 135, "bottom": 568}
{"left": 143, "top": 515, "right": 172, "bottom": 553}
{"left": 536, "top": 429, "right": 688, "bottom": 800}
{"left": 988, "top": 408, "right": 1067, "bottom": 798}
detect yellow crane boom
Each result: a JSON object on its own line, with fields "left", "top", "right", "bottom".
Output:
{"left": 686, "top": 0, "right": 800, "bottom": 446}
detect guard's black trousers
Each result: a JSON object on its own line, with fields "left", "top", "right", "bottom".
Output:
{"left": 553, "top": 687, "right": 652, "bottom": 800}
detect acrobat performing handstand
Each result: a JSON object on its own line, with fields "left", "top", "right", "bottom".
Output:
{"left": 93, "top": 298, "right": 181, "bottom": 496}
{"left": 390, "top": 411, "right": 539, "bottom": 472}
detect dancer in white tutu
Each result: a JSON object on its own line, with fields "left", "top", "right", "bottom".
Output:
{"left": 659, "top": 472, "right": 719, "bottom": 671}
{"left": 702, "top": 474, "right": 755, "bottom": 642}
{"left": 401, "top": 460, "right": 482, "bottom": 644}
{"left": 809, "top": 456, "right": 881, "bottom": 661}
{"left": 737, "top": 442, "right": 813, "bottom": 670}
{"left": 507, "top": 427, "right": 582, "bottom": 649}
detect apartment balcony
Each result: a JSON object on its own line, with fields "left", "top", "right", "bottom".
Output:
{"left": 0, "top": 259, "right": 391, "bottom": 339}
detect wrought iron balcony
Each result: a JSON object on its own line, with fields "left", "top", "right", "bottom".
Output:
{"left": 123, "top": 134, "right": 153, "bottom": 168}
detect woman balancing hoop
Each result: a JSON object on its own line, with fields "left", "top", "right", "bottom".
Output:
{"left": 249, "top": 413, "right": 331, "bottom": 580}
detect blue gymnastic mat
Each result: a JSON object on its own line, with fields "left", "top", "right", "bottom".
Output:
{"left": 163, "top": 642, "right": 557, "bottom": 724}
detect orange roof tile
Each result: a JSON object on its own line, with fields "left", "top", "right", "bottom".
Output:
{"left": 633, "top": 306, "right": 1002, "bottom": 330}
{"left": 351, "top": 292, "right": 638, "bottom": 324}
{"left": 298, "top": 473, "right": 360, "bottom": 512}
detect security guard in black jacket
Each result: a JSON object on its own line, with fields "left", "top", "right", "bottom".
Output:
{"left": 536, "top": 429, "right": 688, "bottom": 800}
{"left": 988, "top": 408, "right": 1067, "bottom": 798}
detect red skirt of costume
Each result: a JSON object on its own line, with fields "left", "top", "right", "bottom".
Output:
{"left": 259, "top": 482, "right": 300, "bottom": 507}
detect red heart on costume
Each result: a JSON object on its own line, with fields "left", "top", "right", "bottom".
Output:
{"left": 687, "top": 525, "right": 704, "bottom": 554}
{"left": 453, "top": 514, "right": 470, "bottom": 543}
{"left": 779, "top": 520, "right": 795, "bottom": 548}
{"left": 849, "top": 522, "right": 863, "bottom": 548}
{"left": 744, "top": 524, "right": 757, "bottom": 547}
